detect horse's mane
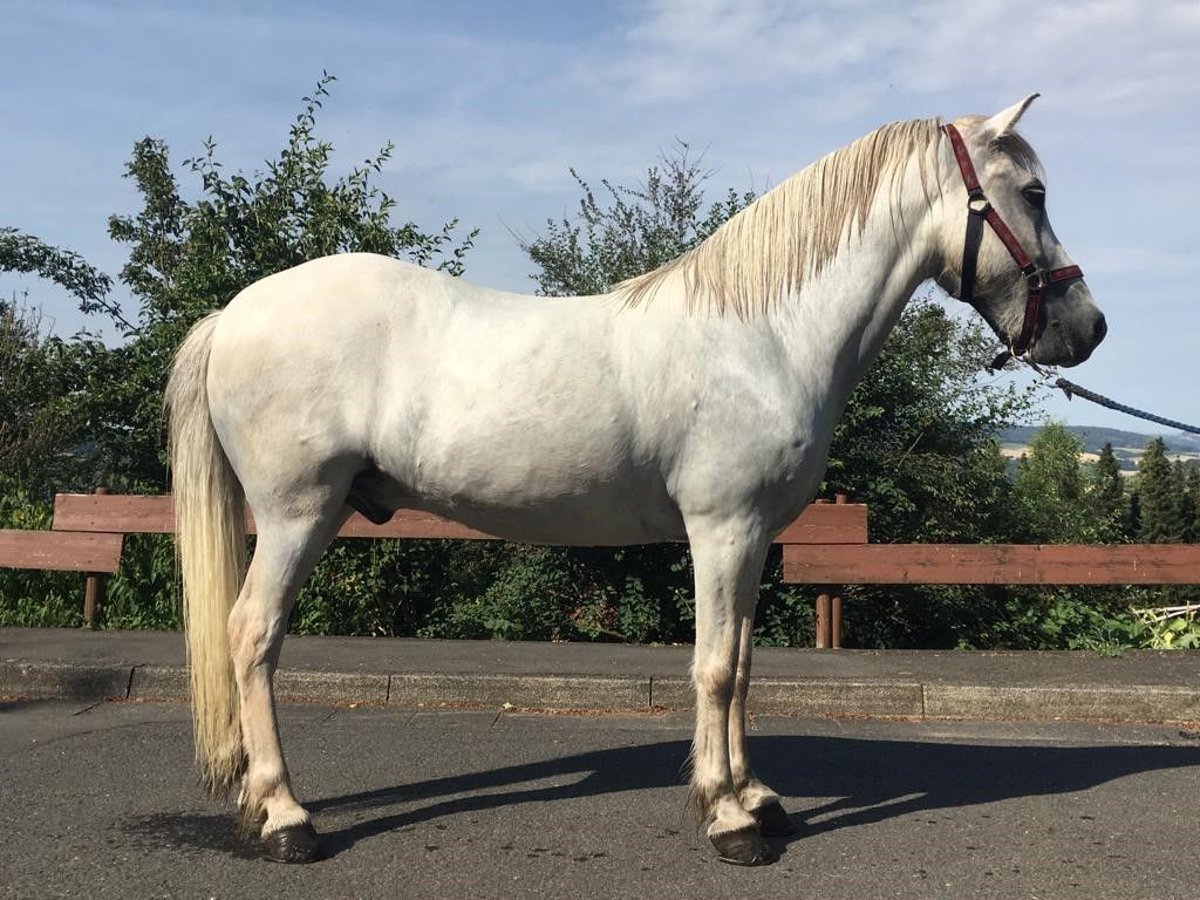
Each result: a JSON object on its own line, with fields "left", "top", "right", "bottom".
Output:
{"left": 616, "top": 117, "right": 945, "bottom": 318}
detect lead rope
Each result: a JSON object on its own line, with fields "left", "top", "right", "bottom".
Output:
{"left": 1003, "top": 355, "right": 1200, "bottom": 436}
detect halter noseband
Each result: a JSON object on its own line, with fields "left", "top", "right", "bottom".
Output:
{"left": 942, "top": 123, "right": 1083, "bottom": 357}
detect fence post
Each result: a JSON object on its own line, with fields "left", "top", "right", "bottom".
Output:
{"left": 831, "top": 494, "right": 848, "bottom": 648}
{"left": 82, "top": 487, "right": 109, "bottom": 628}
{"left": 815, "top": 591, "right": 832, "bottom": 648}
{"left": 812, "top": 498, "right": 832, "bottom": 647}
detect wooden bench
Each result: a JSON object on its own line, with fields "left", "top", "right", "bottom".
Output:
{"left": 3, "top": 490, "right": 869, "bottom": 631}
{"left": 781, "top": 542, "right": 1200, "bottom": 647}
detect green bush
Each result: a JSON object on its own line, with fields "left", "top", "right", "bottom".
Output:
{"left": 101, "top": 534, "right": 180, "bottom": 630}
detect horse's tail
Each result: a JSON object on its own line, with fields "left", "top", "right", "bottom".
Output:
{"left": 165, "top": 311, "right": 247, "bottom": 797}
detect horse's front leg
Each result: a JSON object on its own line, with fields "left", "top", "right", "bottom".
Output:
{"left": 729, "top": 616, "right": 795, "bottom": 836}
{"left": 688, "top": 521, "right": 776, "bottom": 865}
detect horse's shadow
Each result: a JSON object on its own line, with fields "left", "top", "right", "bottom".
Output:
{"left": 308, "top": 732, "right": 1200, "bottom": 858}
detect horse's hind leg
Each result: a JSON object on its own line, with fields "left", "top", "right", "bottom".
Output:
{"left": 687, "top": 519, "right": 775, "bottom": 866}
{"left": 227, "top": 500, "right": 347, "bottom": 863}
{"left": 730, "top": 617, "right": 794, "bottom": 836}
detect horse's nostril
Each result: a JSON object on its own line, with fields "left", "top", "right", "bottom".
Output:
{"left": 1093, "top": 313, "right": 1108, "bottom": 344}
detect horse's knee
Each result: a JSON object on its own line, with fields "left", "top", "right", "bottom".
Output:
{"left": 692, "top": 660, "right": 736, "bottom": 704}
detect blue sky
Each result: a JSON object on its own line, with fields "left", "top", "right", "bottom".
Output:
{"left": 3, "top": 0, "right": 1198, "bottom": 433}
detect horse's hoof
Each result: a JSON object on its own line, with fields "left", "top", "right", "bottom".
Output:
{"left": 262, "top": 821, "right": 323, "bottom": 863}
{"left": 752, "top": 800, "right": 797, "bottom": 837}
{"left": 710, "top": 826, "right": 779, "bottom": 866}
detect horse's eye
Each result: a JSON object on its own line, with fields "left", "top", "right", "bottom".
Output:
{"left": 1023, "top": 185, "right": 1046, "bottom": 210}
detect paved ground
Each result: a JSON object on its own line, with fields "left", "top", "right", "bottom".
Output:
{"left": 5, "top": 628, "right": 1200, "bottom": 723}
{"left": 4, "top": 698, "right": 1200, "bottom": 899}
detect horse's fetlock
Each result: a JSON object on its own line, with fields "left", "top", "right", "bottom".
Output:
{"left": 705, "top": 795, "right": 757, "bottom": 837}
{"left": 740, "top": 780, "right": 780, "bottom": 811}
{"left": 237, "top": 793, "right": 268, "bottom": 836}
{"left": 260, "top": 804, "right": 311, "bottom": 837}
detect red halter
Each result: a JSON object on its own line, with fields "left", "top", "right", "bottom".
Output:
{"left": 942, "top": 123, "right": 1083, "bottom": 356}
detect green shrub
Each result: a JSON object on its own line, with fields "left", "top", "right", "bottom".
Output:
{"left": 101, "top": 534, "right": 180, "bottom": 630}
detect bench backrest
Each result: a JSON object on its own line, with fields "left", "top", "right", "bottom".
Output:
{"left": 51, "top": 493, "right": 869, "bottom": 546}
{"left": 0, "top": 529, "right": 124, "bottom": 573}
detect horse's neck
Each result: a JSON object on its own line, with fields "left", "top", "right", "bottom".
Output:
{"left": 773, "top": 169, "right": 940, "bottom": 404}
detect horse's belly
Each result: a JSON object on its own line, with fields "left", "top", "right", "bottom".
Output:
{"left": 367, "top": 335, "right": 685, "bottom": 543}
{"left": 422, "top": 488, "right": 685, "bottom": 546}
{"left": 370, "top": 453, "right": 684, "bottom": 545}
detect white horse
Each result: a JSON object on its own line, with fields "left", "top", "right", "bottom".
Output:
{"left": 166, "top": 96, "right": 1105, "bottom": 866}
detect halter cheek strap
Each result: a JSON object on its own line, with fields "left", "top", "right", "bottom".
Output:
{"left": 942, "top": 124, "right": 1083, "bottom": 356}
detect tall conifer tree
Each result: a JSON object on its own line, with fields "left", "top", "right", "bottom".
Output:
{"left": 1137, "top": 438, "right": 1184, "bottom": 543}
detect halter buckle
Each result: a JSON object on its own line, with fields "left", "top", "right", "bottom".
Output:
{"left": 967, "top": 195, "right": 991, "bottom": 216}
{"left": 1024, "top": 267, "right": 1046, "bottom": 291}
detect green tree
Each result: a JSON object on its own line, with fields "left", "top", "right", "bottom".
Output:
{"left": 0, "top": 228, "right": 115, "bottom": 323}
{"left": 1128, "top": 489, "right": 1142, "bottom": 540}
{"left": 88, "top": 73, "right": 476, "bottom": 489}
{"left": 1087, "top": 442, "right": 1126, "bottom": 538}
{"left": 1010, "top": 422, "right": 1092, "bottom": 543}
{"left": 1187, "top": 466, "right": 1200, "bottom": 543}
{"left": 1009, "top": 424, "right": 1130, "bottom": 545}
{"left": 1137, "top": 438, "right": 1184, "bottom": 543}
{"left": 0, "top": 300, "right": 65, "bottom": 486}
{"left": 1175, "top": 460, "right": 1196, "bottom": 543}
{"left": 0, "top": 231, "right": 115, "bottom": 494}
{"left": 521, "top": 142, "right": 755, "bottom": 296}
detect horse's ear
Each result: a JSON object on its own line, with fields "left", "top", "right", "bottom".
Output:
{"left": 982, "top": 94, "right": 1040, "bottom": 139}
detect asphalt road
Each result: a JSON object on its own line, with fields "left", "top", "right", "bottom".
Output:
{"left": 4, "top": 700, "right": 1200, "bottom": 899}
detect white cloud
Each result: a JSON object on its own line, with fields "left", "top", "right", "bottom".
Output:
{"left": 580, "top": 0, "right": 1200, "bottom": 124}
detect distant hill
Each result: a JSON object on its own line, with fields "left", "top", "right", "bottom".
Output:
{"left": 999, "top": 425, "right": 1200, "bottom": 472}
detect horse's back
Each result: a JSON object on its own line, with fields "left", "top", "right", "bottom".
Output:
{"left": 220, "top": 253, "right": 456, "bottom": 335}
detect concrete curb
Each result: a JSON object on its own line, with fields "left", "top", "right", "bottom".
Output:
{"left": 922, "top": 683, "right": 1200, "bottom": 724}
{"left": 1, "top": 659, "right": 134, "bottom": 701}
{"left": 5, "top": 658, "right": 1200, "bottom": 724}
